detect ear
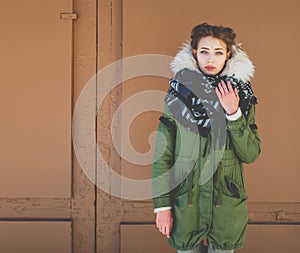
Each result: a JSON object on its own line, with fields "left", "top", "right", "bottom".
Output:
{"left": 192, "top": 49, "right": 197, "bottom": 58}
{"left": 226, "top": 51, "right": 231, "bottom": 60}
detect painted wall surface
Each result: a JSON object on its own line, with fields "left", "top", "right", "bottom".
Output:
{"left": 0, "top": 0, "right": 96, "bottom": 252}
{"left": 120, "top": 224, "right": 300, "bottom": 253}
{"left": 120, "top": 0, "right": 300, "bottom": 252}
{"left": 0, "top": 0, "right": 72, "bottom": 197}
{"left": 0, "top": 222, "right": 71, "bottom": 253}
{"left": 0, "top": 0, "right": 299, "bottom": 252}
{"left": 122, "top": 0, "right": 300, "bottom": 202}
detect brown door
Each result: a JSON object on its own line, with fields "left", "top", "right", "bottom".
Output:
{"left": 0, "top": 1, "right": 95, "bottom": 252}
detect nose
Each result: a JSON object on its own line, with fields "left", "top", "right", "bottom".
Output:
{"left": 208, "top": 54, "right": 214, "bottom": 63}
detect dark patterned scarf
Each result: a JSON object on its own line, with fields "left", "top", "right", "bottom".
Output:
{"left": 164, "top": 68, "right": 257, "bottom": 136}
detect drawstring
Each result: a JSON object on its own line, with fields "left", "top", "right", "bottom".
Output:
{"left": 188, "top": 159, "right": 195, "bottom": 207}
{"left": 203, "top": 134, "right": 211, "bottom": 158}
{"left": 215, "top": 161, "right": 223, "bottom": 208}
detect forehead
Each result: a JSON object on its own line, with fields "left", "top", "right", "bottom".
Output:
{"left": 197, "top": 36, "right": 226, "bottom": 50}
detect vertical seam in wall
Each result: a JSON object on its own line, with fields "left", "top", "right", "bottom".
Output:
{"left": 95, "top": 0, "right": 99, "bottom": 252}
{"left": 70, "top": 2, "right": 75, "bottom": 253}
{"left": 119, "top": 1, "right": 123, "bottom": 252}
{"left": 70, "top": 0, "right": 75, "bottom": 202}
{"left": 110, "top": 0, "right": 113, "bottom": 56}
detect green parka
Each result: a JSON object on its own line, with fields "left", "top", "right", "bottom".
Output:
{"left": 152, "top": 43, "right": 261, "bottom": 251}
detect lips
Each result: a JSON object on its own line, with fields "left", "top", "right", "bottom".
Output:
{"left": 205, "top": 66, "right": 215, "bottom": 71}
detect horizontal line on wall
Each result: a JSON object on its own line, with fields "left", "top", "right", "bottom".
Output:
{"left": 121, "top": 221, "right": 300, "bottom": 226}
{"left": 0, "top": 218, "right": 72, "bottom": 222}
{"left": 248, "top": 221, "right": 300, "bottom": 225}
{"left": 120, "top": 221, "right": 155, "bottom": 225}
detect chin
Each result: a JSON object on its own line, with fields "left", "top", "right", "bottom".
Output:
{"left": 204, "top": 70, "right": 217, "bottom": 76}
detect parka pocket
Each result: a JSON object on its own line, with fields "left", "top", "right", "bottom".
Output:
{"left": 210, "top": 192, "right": 248, "bottom": 249}
{"left": 221, "top": 149, "right": 246, "bottom": 190}
{"left": 223, "top": 176, "right": 247, "bottom": 200}
{"left": 211, "top": 169, "right": 248, "bottom": 248}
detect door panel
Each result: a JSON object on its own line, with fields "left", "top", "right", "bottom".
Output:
{"left": 120, "top": 224, "right": 176, "bottom": 253}
{"left": 120, "top": 223, "right": 300, "bottom": 253}
{"left": 239, "top": 224, "right": 300, "bottom": 253}
{"left": 0, "top": 0, "right": 72, "bottom": 197}
{"left": 0, "top": 1, "right": 97, "bottom": 253}
{"left": 0, "top": 222, "right": 71, "bottom": 253}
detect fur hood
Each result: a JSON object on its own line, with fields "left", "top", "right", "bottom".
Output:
{"left": 170, "top": 42, "right": 255, "bottom": 82}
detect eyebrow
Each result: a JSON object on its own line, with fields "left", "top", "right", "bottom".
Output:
{"left": 201, "top": 47, "right": 224, "bottom": 51}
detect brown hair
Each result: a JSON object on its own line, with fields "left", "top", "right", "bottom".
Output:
{"left": 191, "top": 22, "right": 236, "bottom": 58}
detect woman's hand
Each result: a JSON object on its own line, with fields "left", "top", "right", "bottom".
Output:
{"left": 156, "top": 210, "right": 173, "bottom": 238}
{"left": 215, "top": 80, "right": 240, "bottom": 115}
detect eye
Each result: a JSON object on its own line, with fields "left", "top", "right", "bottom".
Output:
{"left": 216, "top": 51, "right": 224, "bottom": 55}
{"left": 200, "top": 50, "right": 208, "bottom": 54}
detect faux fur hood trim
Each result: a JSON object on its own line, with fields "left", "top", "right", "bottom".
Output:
{"left": 170, "top": 42, "right": 255, "bottom": 82}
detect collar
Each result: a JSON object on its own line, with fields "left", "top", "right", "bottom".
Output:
{"left": 170, "top": 42, "right": 255, "bottom": 82}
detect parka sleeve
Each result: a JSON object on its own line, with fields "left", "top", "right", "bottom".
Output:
{"left": 226, "top": 104, "right": 261, "bottom": 164}
{"left": 152, "top": 113, "right": 176, "bottom": 209}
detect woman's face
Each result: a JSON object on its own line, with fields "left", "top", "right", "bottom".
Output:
{"left": 193, "top": 36, "right": 230, "bottom": 76}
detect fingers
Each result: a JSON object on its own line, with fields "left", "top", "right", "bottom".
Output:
{"left": 216, "top": 80, "right": 239, "bottom": 101}
{"left": 156, "top": 211, "right": 173, "bottom": 238}
{"left": 215, "top": 80, "right": 228, "bottom": 99}
{"left": 161, "top": 226, "right": 167, "bottom": 236}
{"left": 165, "top": 225, "right": 171, "bottom": 238}
{"left": 215, "top": 80, "right": 239, "bottom": 115}
{"left": 158, "top": 223, "right": 172, "bottom": 238}
{"left": 234, "top": 87, "right": 239, "bottom": 96}
{"left": 217, "top": 80, "right": 234, "bottom": 96}
{"left": 157, "top": 220, "right": 172, "bottom": 237}
{"left": 227, "top": 81, "right": 234, "bottom": 92}
{"left": 220, "top": 80, "right": 227, "bottom": 96}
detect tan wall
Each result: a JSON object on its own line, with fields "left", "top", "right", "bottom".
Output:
{"left": 120, "top": 224, "right": 300, "bottom": 253}
{"left": 0, "top": 0, "right": 96, "bottom": 252}
{"left": 120, "top": 0, "right": 300, "bottom": 252}
{"left": 122, "top": 0, "right": 300, "bottom": 203}
{"left": 0, "top": 0, "right": 299, "bottom": 253}
{"left": 0, "top": 0, "right": 72, "bottom": 198}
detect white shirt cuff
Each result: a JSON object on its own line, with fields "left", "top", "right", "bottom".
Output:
{"left": 154, "top": 206, "right": 172, "bottom": 213}
{"left": 226, "top": 107, "right": 242, "bottom": 121}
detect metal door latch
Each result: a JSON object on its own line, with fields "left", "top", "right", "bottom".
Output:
{"left": 60, "top": 13, "right": 78, "bottom": 20}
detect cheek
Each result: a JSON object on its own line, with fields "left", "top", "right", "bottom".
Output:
{"left": 217, "top": 57, "right": 227, "bottom": 67}
{"left": 196, "top": 55, "right": 205, "bottom": 66}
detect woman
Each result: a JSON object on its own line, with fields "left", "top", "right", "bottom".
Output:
{"left": 152, "top": 23, "right": 261, "bottom": 253}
